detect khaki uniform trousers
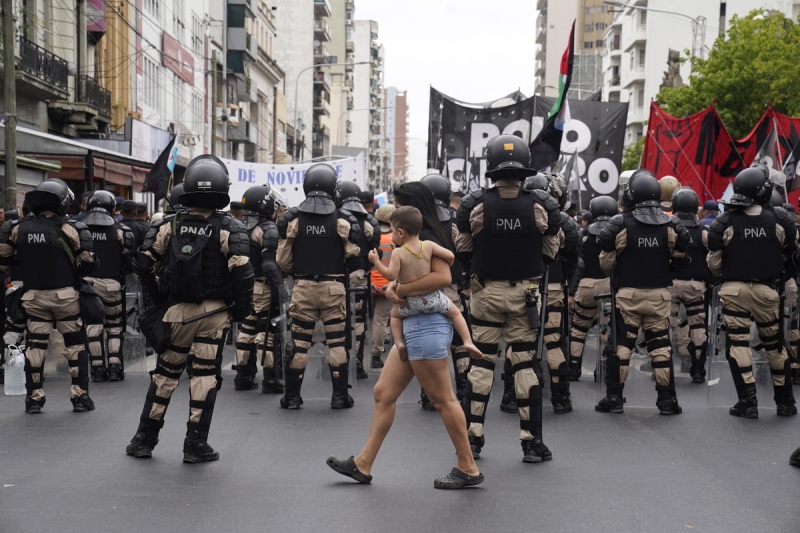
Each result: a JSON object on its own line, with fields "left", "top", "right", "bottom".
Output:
{"left": 544, "top": 283, "right": 567, "bottom": 382}
{"left": 84, "top": 277, "right": 124, "bottom": 367}
{"left": 21, "top": 287, "right": 87, "bottom": 401}
{"left": 288, "top": 279, "right": 348, "bottom": 373}
{"left": 569, "top": 277, "right": 610, "bottom": 369}
{"left": 719, "top": 281, "right": 788, "bottom": 387}
{"left": 140, "top": 301, "right": 228, "bottom": 436}
{"left": 349, "top": 270, "right": 369, "bottom": 359}
{"left": 235, "top": 280, "right": 275, "bottom": 370}
{"left": 615, "top": 287, "right": 673, "bottom": 387}
{"left": 671, "top": 279, "right": 707, "bottom": 361}
{"left": 369, "top": 292, "right": 392, "bottom": 356}
{"left": 466, "top": 277, "right": 541, "bottom": 442}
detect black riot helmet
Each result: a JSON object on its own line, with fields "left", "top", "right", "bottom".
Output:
{"left": 86, "top": 190, "right": 116, "bottom": 215}
{"left": 241, "top": 184, "right": 275, "bottom": 218}
{"left": 303, "top": 163, "right": 338, "bottom": 198}
{"left": 167, "top": 183, "right": 185, "bottom": 213}
{"left": 522, "top": 174, "right": 550, "bottom": 193}
{"left": 360, "top": 189, "right": 374, "bottom": 205}
{"left": 623, "top": 169, "right": 661, "bottom": 209}
{"left": 485, "top": 134, "right": 534, "bottom": 181}
{"left": 27, "top": 179, "right": 74, "bottom": 216}
{"left": 334, "top": 180, "right": 366, "bottom": 213}
{"left": 420, "top": 173, "right": 453, "bottom": 222}
{"left": 723, "top": 165, "right": 769, "bottom": 208}
{"left": 671, "top": 186, "right": 700, "bottom": 214}
{"left": 751, "top": 164, "right": 773, "bottom": 206}
{"left": 180, "top": 155, "right": 231, "bottom": 209}
{"left": 768, "top": 189, "right": 784, "bottom": 208}
{"left": 589, "top": 196, "right": 618, "bottom": 221}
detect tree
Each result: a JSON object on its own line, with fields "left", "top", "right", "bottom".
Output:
{"left": 656, "top": 10, "right": 800, "bottom": 139}
{"left": 622, "top": 138, "right": 644, "bottom": 171}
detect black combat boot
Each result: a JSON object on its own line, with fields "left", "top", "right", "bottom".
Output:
{"left": 371, "top": 355, "right": 384, "bottom": 369}
{"left": 280, "top": 368, "right": 304, "bottom": 409}
{"left": 25, "top": 396, "right": 45, "bottom": 414}
{"left": 234, "top": 369, "right": 258, "bottom": 391}
{"left": 567, "top": 357, "right": 582, "bottom": 381}
{"left": 420, "top": 390, "right": 436, "bottom": 411}
{"left": 790, "top": 447, "right": 800, "bottom": 467}
{"left": 107, "top": 363, "right": 125, "bottom": 382}
{"left": 550, "top": 382, "right": 573, "bottom": 414}
{"left": 90, "top": 365, "right": 108, "bottom": 382}
{"left": 595, "top": 386, "right": 625, "bottom": 413}
{"left": 522, "top": 438, "right": 552, "bottom": 464}
{"left": 775, "top": 390, "right": 798, "bottom": 416}
{"left": 730, "top": 383, "right": 758, "bottom": 419}
{"left": 183, "top": 430, "right": 220, "bottom": 463}
{"left": 71, "top": 392, "right": 96, "bottom": 413}
{"left": 655, "top": 387, "right": 682, "bottom": 415}
{"left": 330, "top": 364, "right": 354, "bottom": 409}
{"left": 355, "top": 358, "right": 368, "bottom": 380}
{"left": 261, "top": 366, "right": 284, "bottom": 394}
{"left": 469, "top": 435, "right": 485, "bottom": 460}
{"left": 690, "top": 343, "right": 707, "bottom": 384}
{"left": 126, "top": 421, "right": 162, "bottom": 459}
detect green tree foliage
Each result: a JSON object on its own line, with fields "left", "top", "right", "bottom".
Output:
{"left": 622, "top": 138, "right": 644, "bottom": 171}
{"left": 656, "top": 10, "right": 800, "bottom": 139}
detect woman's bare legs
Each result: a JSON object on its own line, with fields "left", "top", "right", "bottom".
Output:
{"left": 411, "top": 358, "right": 480, "bottom": 476}
{"left": 353, "top": 345, "right": 415, "bottom": 475}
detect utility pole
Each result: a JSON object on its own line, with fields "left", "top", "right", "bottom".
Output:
{"left": 2, "top": 0, "right": 17, "bottom": 208}
{"left": 211, "top": 50, "right": 217, "bottom": 156}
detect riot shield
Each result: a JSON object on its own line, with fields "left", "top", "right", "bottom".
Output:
{"left": 706, "top": 285, "right": 772, "bottom": 407}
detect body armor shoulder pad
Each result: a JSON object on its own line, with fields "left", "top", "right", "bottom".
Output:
{"left": 600, "top": 214, "right": 625, "bottom": 252}
{"left": 706, "top": 212, "right": 731, "bottom": 252}
{"left": 668, "top": 217, "right": 691, "bottom": 253}
{"left": 261, "top": 221, "right": 280, "bottom": 251}
{"left": 588, "top": 220, "right": 610, "bottom": 236}
{"left": 119, "top": 223, "right": 136, "bottom": 251}
{"left": 367, "top": 214, "right": 381, "bottom": 247}
{"left": 560, "top": 212, "right": 581, "bottom": 253}
{"left": 277, "top": 207, "right": 299, "bottom": 238}
{"left": 773, "top": 206, "right": 798, "bottom": 248}
{"left": 457, "top": 190, "right": 484, "bottom": 233}
{"left": 222, "top": 214, "right": 250, "bottom": 257}
{"left": 339, "top": 209, "right": 361, "bottom": 244}
{"left": 530, "top": 189, "right": 561, "bottom": 235}
{"left": 66, "top": 219, "right": 93, "bottom": 251}
{"left": 142, "top": 217, "right": 170, "bottom": 252}
{"left": 0, "top": 219, "right": 18, "bottom": 243}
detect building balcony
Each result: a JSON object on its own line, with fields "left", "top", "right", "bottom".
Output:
{"left": 345, "top": 36, "right": 354, "bottom": 53}
{"left": 313, "top": 70, "right": 331, "bottom": 91}
{"left": 47, "top": 74, "right": 111, "bottom": 134}
{"left": 623, "top": 25, "right": 647, "bottom": 52}
{"left": 313, "top": 98, "right": 330, "bottom": 116}
{"left": 236, "top": 75, "right": 257, "bottom": 103}
{"left": 314, "top": 20, "right": 331, "bottom": 43}
{"left": 11, "top": 37, "right": 70, "bottom": 101}
{"left": 622, "top": 66, "right": 646, "bottom": 87}
{"left": 346, "top": 96, "right": 354, "bottom": 110}
{"left": 314, "top": 45, "right": 331, "bottom": 64}
{"left": 228, "top": 0, "right": 255, "bottom": 18}
{"left": 76, "top": 75, "right": 111, "bottom": 118}
{"left": 345, "top": 119, "right": 352, "bottom": 133}
{"left": 314, "top": 0, "right": 332, "bottom": 18}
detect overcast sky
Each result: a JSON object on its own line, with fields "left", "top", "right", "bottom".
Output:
{"left": 354, "top": 0, "right": 538, "bottom": 177}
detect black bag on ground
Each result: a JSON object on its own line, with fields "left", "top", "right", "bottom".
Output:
{"left": 138, "top": 304, "right": 171, "bottom": 355}
{"left": 79, "top": 279, "right": 105, "bottom": 325}
{"left": 5, "top": 285, "right": 27, "bottom": 325}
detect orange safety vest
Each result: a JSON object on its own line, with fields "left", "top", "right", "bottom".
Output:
{"left": 370, "top": 231, "right": 394, "bottom": 290}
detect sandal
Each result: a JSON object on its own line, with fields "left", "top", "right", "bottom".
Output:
{"left": 326, "top": 456, "right": 372, "bottom": 484}
{"left": 433, "top": 467, "right": 484, "bottom": 490}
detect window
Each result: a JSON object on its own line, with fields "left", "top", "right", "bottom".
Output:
{"left": 192, "top": 92, "right": 203, "bottom": 133}
{"left": 144, "top": 0, "right": 158, "bottom": 17}
{"left": 173, "top": 74, "right": 183, "bottom": 123}
{"left": 584, "top": 24, "right": 594, "bottom": 32}
{"left": 173, "top": 0, "right": 185, "bottom": 41}
{"left": 596, "top": 40, "right": 603, "bottom": 47}
{"left": 630, "top": 52, "right": 634, "bottom": 70}
{"left": 143, "top": 57, "right": 161, "bottom": 110}
{"left": 638, "top": 48, "right": 646, "bottom": 67}
{"left": 583, "top": 41, "right": 593, "bottom": 49}
{"left": 637, "top": 90, "right": 645, "bottom": 108}
{"left": 596, "top": 22, "right": 605, "bottom": 31}
{"left": 639, "top": 10, "right": 647, "bottom": 28}
{"left": 192, "top": 16, "right": 203, "bottom": 56}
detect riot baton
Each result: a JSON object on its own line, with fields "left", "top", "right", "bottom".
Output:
{"left": 181, "top": 304, "right": 234, "bottom": 325}
{"left": 535, "top": 267, "right": 550, "bottom": 362}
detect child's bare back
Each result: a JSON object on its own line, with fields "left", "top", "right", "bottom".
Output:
{"left": 393, "top": 238, "right": 454, "bottom": 284}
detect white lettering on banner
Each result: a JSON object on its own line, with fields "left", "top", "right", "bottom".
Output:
{"left": 91, "top": 232, "right": 107, "bottom": 241}
{"left": 637, "top": 237, "right": 659, "bottom": 247}
{"left": 224, "top": 154, "right": 367, "bottom": 210}
{"left": 28, "top": 233, "right": 45, "bottom": 244}
{"left": 744, "top": 228, "right": 767, "bottom": 239}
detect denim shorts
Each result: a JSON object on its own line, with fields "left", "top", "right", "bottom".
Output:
{"left": 402, "top": 312, "right": 453, "bottom": 361}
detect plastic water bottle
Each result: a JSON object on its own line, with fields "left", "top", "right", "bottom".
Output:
{"left": 4, "top": 345, "right": 26, "bottom": 396}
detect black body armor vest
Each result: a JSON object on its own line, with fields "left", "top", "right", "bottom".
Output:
{"left": 582, "top": 234, "right": 606, "bottom": 280}
{"left": 474, "top": 189, "right": 543, "bottom": 280}
{"left": 162, "top": 213, "right": 231, "bottom": 304}
{"left": 721, "top": 209, "right": 782, "bottom": 281}
{"left": 16, "top": 216, "right": 78, "bottom": 290}
{"left": 673, "top": 224, "right": 709, "bottom": 281}
{"left": 294, "top": 211, "right": 345, "bottom": 275}
{"left": 612, "top": 213, "right": 672, "bottom": 288}
{"left": 89, "top": 224, "right": 123, "bottom": 279}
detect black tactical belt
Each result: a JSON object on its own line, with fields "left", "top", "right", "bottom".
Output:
{"left": 294, "top": 274, "right": 344, "bottom": 283}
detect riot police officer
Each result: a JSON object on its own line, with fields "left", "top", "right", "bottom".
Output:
{"left": 568, "top": 195, "right": 618, "bottom": 381}
{"left": 670, "top": 186, "right": 710, "bottom": 383}
{"left": 0, "top": 179, "right": 98, "bottom": 414}
{"left": 232, "top": 184, "right": 285, "bottom": 393}
{"left": 334, "top": 180, "right": 380, "bottom": 379}
{"left": 456, "top": 134, "right": 561, "bottom": 463}
{"left": 83, "top": 190, "right": 135, "bottom": 382}
{"left": 420, "top": 173, "right": 470, "bottom": 400}
{"left": 707, "top": 165, "right": 798, "bottom": 418}
{"left": 277, "top": 163, "right": 361, "bottom": 410}
{"left": 597, "top": 169, "right": 690, "bottom": 415}
{"left": 521, "top": 173, "right": 581, "bottom": 413}
{"left": 126, "top": 155, "right": 254, "bottom": 462}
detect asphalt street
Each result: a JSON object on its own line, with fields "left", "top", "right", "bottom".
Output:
{"left": 1, "top": 334, "right": 799, "bottom": 533}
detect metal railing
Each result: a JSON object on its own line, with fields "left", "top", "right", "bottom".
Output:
{"left": 76, "top": 75, "right": 111, "bottom": 117}
{"left": 18, "top": 37, "right": 69, "bottom": 90}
